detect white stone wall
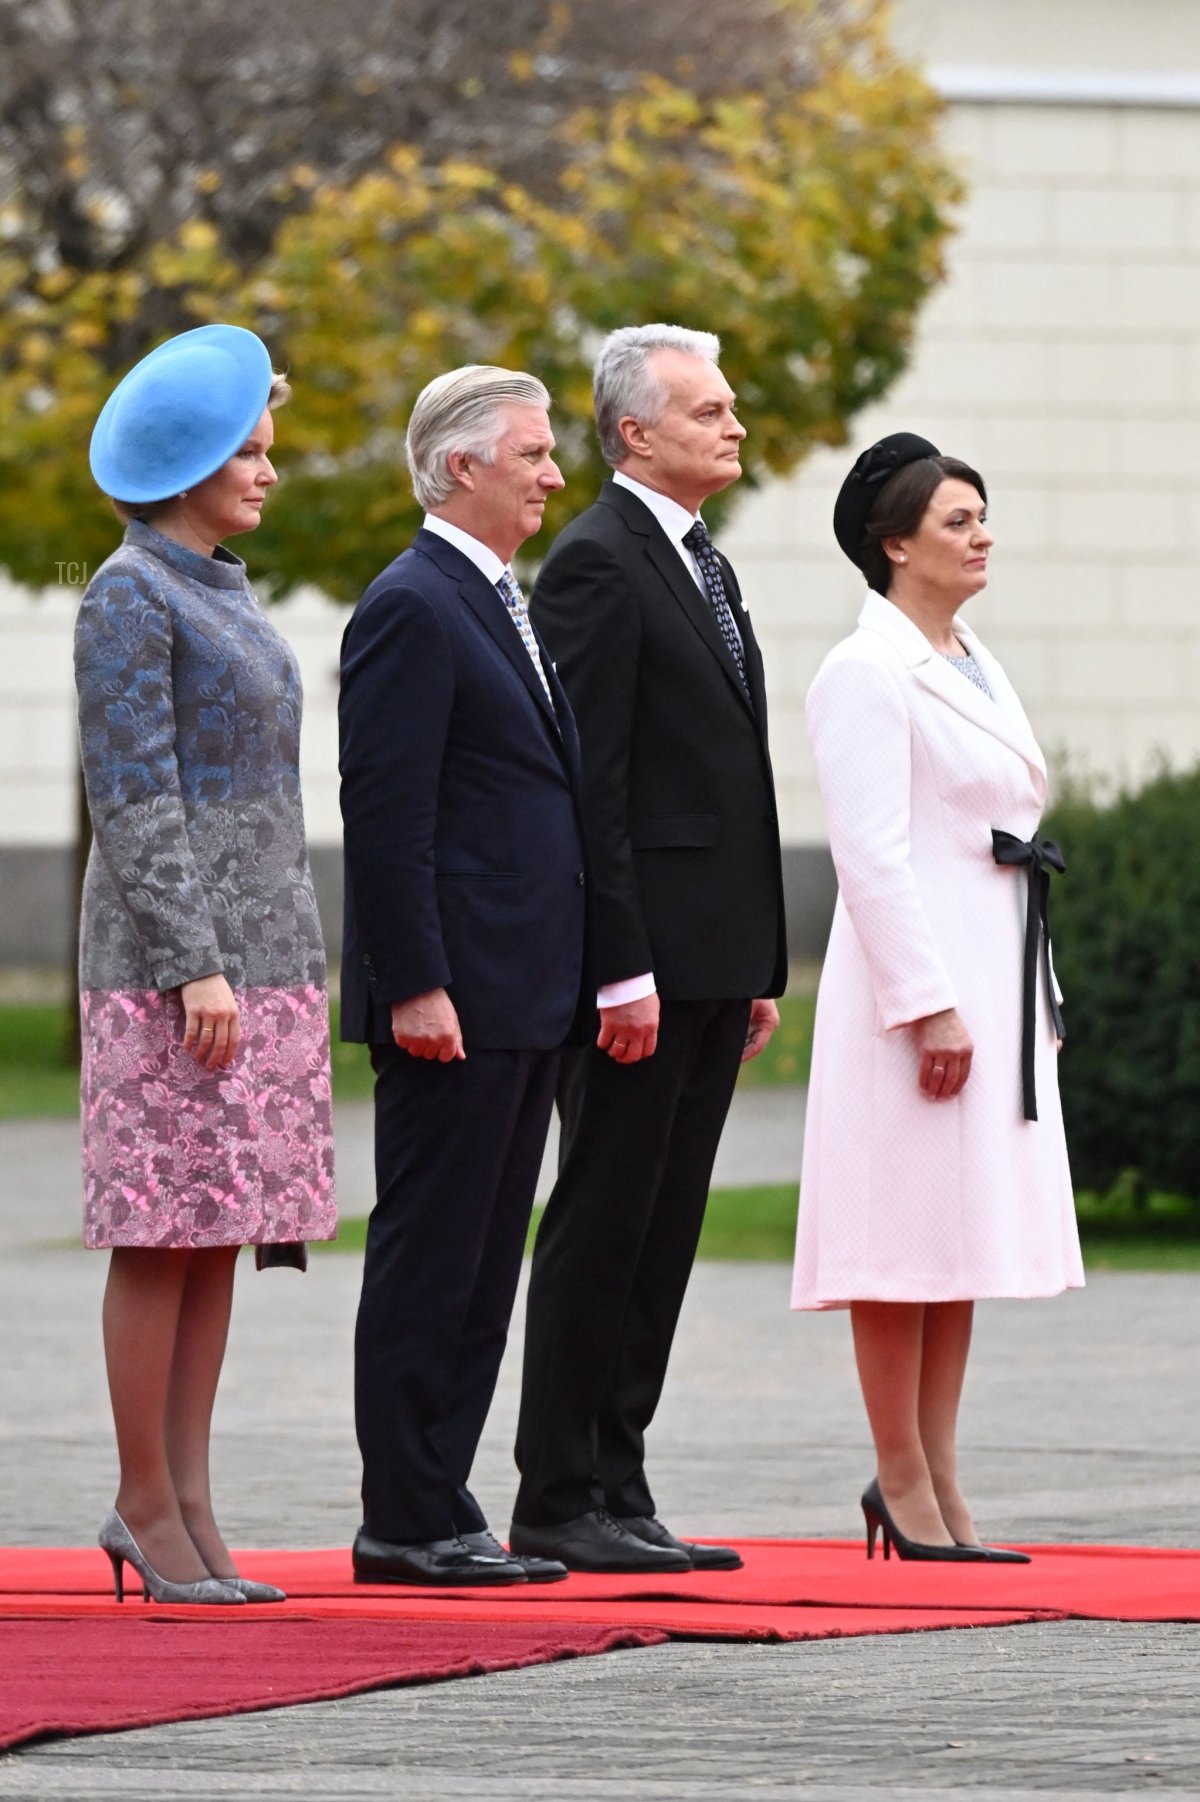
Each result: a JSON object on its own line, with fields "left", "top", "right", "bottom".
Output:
{"left": 0, "top": 578, "right": 348, "bottom": 846}
{"left": 723, "top": 79, "right": 1200, "bottom": 841}
{"left": 0, "top": 584, "right": 77, "bottom": 847}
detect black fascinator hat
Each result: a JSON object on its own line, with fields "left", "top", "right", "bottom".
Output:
{"left": 833, "top": 432, "right": 941, "bottom": 570}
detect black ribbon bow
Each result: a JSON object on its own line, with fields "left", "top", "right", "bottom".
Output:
{"left": 854, "top": 441, "right": 904, "bottom": 489}
{"left": 991, "top": 830, "right": 1067, "bottom": 1122}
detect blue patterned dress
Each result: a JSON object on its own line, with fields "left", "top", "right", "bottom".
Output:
{"left": 74, "top": 523, "right": 337, "bottom": 1249}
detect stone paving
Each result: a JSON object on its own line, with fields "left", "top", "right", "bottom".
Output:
{"left": 1, "top": 1097, "right": 1198, "bottom": 1797}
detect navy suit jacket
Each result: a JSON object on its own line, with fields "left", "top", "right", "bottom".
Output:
{"left": 339, "top": 528, "right": 590, "bottom": 1050}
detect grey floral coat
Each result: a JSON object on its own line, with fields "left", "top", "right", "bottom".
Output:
{"left": 74, "top": 523, "right": 337, "bottom": 1249}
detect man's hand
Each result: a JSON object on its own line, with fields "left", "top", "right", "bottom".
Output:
{"left": 912, "top": 1007, "right": 973, "bottom": 1099}
{"left": 597, "top": 993, "right": 660, "bottom": 1065}
{"left": 740, "top": 997, "right": 780, "bottom": 1064}
{"left": 181, "top": 973, "right": 240, "bottom": 1070}
{"left": 391, "top": 988, "right": 465, "bottom": 1062}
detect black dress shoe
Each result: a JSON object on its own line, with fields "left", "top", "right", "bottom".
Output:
{"left": 617, "top": 1514, "right": 744, "bottom": 1572}
{"left": 352, "top": 1529, "right": 528, "bottom": 1586}
{"left": 459, "top": 1529, "right": 568, "bottom": 1584}
{"left": 509, "top": 1508, "right": 692, "bottom": 1573}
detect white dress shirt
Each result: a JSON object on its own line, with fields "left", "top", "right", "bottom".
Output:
{"left": 424, "top": 514, "right": 553, "bottom": 706}
{"left": 422, "top": 513, "right": 508, "bottom": 585}
{"left": 612, "top": 471, "right": 704, "bottom": 586}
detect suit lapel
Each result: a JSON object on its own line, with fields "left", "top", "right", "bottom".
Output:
{"left": 416, "top": 528, "right": 565, "bottom": 751}
{"left": 457, "top": 565, "right": 562, "bottom": 735}
{"left": 858, "top": 590, "right": 1046, "bottom": 786}
{"left": 721, "top": 555, "right": 769, "bottom": 725}
{"left": 949, "top": 619, "right": 1044, "bottom": 769}
{"left": 602, "top": 485, "right": 756, "bottom": 720}
{"left": 536, "top": 622, "right": 583, "bottom": 777}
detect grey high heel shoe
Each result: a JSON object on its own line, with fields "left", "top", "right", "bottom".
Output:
{"left": 98, "top": 1510, "right": 246, "bottom": 1605}
{"left": 219, "top": 1575, "right": 287, "bottom": 1603}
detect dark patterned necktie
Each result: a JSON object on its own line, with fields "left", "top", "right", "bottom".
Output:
{"left": 682, "top": 520, "right": 749, "bottom": 698}
{"left": 496, "top": 569, "right": 553, "bottom": 704}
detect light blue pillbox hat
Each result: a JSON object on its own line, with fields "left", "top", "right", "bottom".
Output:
{"left": 89, "top": 323, "right": 273, "bottom": 504}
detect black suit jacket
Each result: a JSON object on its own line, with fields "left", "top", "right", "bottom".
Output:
{"left": 530, "top": 480, "right": 786, "bottom": 1002}
{"left": 339, "top": 528, "right": 590, "bottom": 1049}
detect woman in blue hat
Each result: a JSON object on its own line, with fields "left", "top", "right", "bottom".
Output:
{"left": 76, "top": 324, "right": 337, "bottom": 1605}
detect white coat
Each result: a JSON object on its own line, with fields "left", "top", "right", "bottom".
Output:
{"left": 792, "top": 591, "right": 1084, "bottom": 1310}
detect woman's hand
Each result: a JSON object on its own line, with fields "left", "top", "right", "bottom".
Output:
{"left": 181, "top": 973, "right": 241, "bottom": 1069}
{"left": 912, "top": 1007, "right": 973, "bottom": 1099}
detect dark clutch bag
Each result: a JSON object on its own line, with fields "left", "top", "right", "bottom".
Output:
{"left": 255, "top": 1242, "right": 309, "bottom": 1273}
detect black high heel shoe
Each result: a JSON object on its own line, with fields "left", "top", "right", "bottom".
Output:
{"left": 861, "top": 1479, "right": 992, "bottom": 1564}
{"left": 954, "top": 1540, "right": 1032, "bottom": 1565}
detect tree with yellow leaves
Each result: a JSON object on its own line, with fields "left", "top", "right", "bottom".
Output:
{"left": 0, "top": 0, "right": 959, "bottom": 597}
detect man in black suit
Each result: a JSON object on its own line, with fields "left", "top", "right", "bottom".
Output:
{"left": 339, "top": 366, "right": 589, "bottom": 1586}
{"left": 511, "top": 326, "right": 787, "bottom": 1573}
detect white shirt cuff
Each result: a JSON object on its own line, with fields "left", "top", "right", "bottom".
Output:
{"left": 597, "top": 972, "right": 657, "bottom": 1009}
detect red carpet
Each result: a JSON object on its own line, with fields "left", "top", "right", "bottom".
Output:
{"left": 0, "top": 1619, "right": 667, "bottom": 1752}
{"left": 3, "top": 1538, "right": 1198, "bottom": 1751}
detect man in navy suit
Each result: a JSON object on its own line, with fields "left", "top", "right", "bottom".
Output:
{"left": 339, "top": 366, "right": 589, "bottom": 1586}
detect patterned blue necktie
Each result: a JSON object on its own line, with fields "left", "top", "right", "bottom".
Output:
{"left": 496, "top": 569, "right": 553, "bottom": 705}
{"left": 682, "top": 520, "right": 750, "bottom": 699}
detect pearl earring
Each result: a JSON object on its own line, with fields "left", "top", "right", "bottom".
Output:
{"left": 898, "top": 553, "right": 907, "bottom": 562}
{"left": 177, "top": 490, "right": 189, "bottom": 499}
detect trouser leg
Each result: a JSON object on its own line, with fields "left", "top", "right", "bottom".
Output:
{"left": 597, "top": 999, "right": 750, "bottom": 1518}
{"left": 356, "top": 1047, "right": 539, "bottom": 1543}
{"left": 442, "top": 1050, "right": 559, "bottom": 1535}
{"left": 514, "top": 1002, "right": 707, "bottom": 1526}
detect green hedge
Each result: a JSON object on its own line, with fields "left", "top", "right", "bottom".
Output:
{"left": 1044, "top": 761, "right": 1200, "bottom": 1206}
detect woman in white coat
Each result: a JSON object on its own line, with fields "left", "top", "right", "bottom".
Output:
{"left": 794, "top": 433, "right": 1083, "bottom": 1563}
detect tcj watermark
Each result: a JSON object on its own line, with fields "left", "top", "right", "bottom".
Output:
{"left": 56, "top": 562, "right": 90, "bottom": 586}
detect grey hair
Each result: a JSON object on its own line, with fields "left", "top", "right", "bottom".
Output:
{"left": 406, "top": 365, "right": 552, "bottom": 509}
{"left": 593, "top": 325, "right": 721, "bottom": 468}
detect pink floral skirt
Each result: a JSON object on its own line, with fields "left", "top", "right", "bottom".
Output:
{"left": 80, "top": 985, "right": 337, "bottom": 1249}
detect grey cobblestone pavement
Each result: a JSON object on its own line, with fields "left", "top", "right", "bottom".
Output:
{"left": 1, "top": 1095, "right": 1198, "bottom": 1797}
